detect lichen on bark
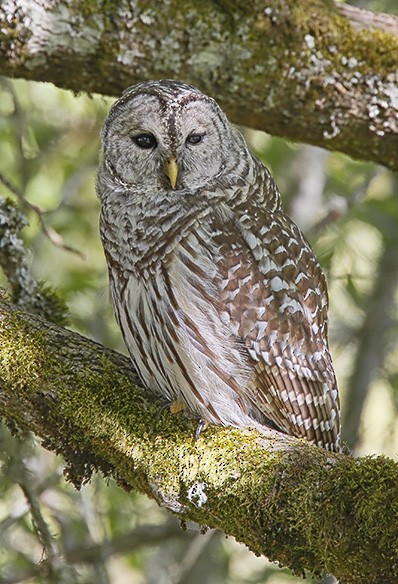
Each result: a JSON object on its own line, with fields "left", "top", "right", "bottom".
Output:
{"left": 0, "top": 0, "right": 397, "bottom": 169}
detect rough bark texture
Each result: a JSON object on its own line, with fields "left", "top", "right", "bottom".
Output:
{"left": 0, "top": 0, "right": 397, "bottom": 169}
{"left": 1, "top": 294, "right": 398, "bottom": 584}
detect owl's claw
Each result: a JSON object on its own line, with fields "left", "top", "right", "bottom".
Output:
{"left": 195, "top": 419, "right": 208, "bottom": 440}
{"left": 169, "top": 400, "right": 186, "bottom": 414}
{"left": 157, "top": 402, "right": 169, "bottom": 418}
{"left": 157, "top": 400, "right": 186, "bottom": 418}
{"left": 158, "top": 403, "right": 208, "bottom": 440}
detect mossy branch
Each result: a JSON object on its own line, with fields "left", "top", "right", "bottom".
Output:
{"left": 1, "top": 295, "right": 398, "bottom": 583}
{"left": 0, "top": 0, "right": 397, "bottom": 169}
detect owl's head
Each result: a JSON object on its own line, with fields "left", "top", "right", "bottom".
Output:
{"left": 98, "top": 80, "right": 243, "bottom": 196}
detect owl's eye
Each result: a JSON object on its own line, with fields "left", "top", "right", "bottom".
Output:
{"left": 133, "top": 133, "right": 157, "bottom": 149}
{"left": 186, "top": 134, "right": 203, "bottom": 145}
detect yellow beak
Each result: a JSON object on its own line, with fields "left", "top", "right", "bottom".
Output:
{"left": 165, "top": 157, "right": 178, "bottom": 189}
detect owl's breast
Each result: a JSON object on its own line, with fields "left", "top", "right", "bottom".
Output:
{"left": 107, "top": 222, "right": 256, "bottom": 427}
{"left": 104, "top": 196, "right": 221, "bottom": 277}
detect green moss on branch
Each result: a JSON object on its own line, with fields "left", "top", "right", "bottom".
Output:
{"left": 1, "top": 296, "right": 398, "bottom": 582}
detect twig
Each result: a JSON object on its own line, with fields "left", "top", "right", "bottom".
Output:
{"left": 18, "top": 482, "right": 60, "bottom": 562}
{"left": 0, "top": 172, "right": 86, "bottom": 259}
{"left": 0, "top": 196, "right": 68, "bottom": 323}
{"left": 65, "top": 520, "right": 186, "bottom": 564}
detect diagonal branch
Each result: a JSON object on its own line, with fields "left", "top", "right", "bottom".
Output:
{"left": 0, "top": 0, "right": 397, "bottom": 169}
{"left": 1, "top": 295, "right": 398, "bottom": 583}
{"left": 343, "top": 182, "right": 398, "bottom": 449}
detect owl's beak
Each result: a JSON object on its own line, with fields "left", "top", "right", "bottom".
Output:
{"left": 165, "top": 157, "right": 178, "bottom": 189}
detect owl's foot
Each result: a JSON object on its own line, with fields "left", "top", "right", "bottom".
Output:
{"left": 169, "top": 400, "right": 186, "bottom": 414}
{"left": 157, "top": 400, "right": 186, "bottom": 418}
{"left": 195, "top": 419, "right": 208, "bottom": 440}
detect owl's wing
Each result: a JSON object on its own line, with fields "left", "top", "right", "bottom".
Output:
{"left": 212, "top": 209, "right": 340, "bottom": 451}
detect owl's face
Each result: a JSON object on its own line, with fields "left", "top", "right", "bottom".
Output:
{"left": 99, "top": 80, "right": 240, "bottom": 196}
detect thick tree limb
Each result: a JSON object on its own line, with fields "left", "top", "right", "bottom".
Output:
{"left": 0, "top": 0, "right": 397, "bottom": 169}
{"left": 1, "top": 295, "right": 398, "bottom": 583}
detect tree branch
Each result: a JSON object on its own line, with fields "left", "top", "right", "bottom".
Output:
{"left": 1, "top": 295, "right": 398, "bottom": 583}
{"left": 0, "top": 196, "right": 68, "bottom": 324}
{"left": 338, "top": 3, "right": 398, "bottom": 36}
{"left": 0, "top": 0, "right": 397, "bottom": 169}
{"left": 64, "top": 521, "right": 186, "bottom": 565}
{"left": 343, "top": 179, "right": 398, "bottom": 449}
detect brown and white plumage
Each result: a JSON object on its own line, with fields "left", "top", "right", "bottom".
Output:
{"left": 97, "top": 80, "right": 341, "bottom": 451}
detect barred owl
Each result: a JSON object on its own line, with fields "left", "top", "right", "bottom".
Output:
{"left": 97, "top": 80, "right": 341, "bottom": 451}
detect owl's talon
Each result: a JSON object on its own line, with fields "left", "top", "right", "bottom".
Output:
{"left": 157, "top": 402, "right": 171, "bottom": 418}
{"left": 195, "top": 419, "right": 208, "bottom": 440}
{"left": 157, "top": 400, "right": 186, "bottom": 418}
{"left": 169, "top": 400, "right": 186, "bottom": 414}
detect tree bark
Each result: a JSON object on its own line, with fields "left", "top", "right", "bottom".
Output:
{"left": 1, "top": 294, "right": 398, "bottom": 584}
{"left": 0, "top": 0, "right": 397, "bottom": 169}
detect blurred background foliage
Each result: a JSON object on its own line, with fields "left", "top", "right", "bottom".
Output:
{"left": 0, "top": 7, "right": 398, "bottom": 580}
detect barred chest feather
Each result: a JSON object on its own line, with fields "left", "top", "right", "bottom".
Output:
{"left": 105, "top": 210, "right": 260, "bottom": 428}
